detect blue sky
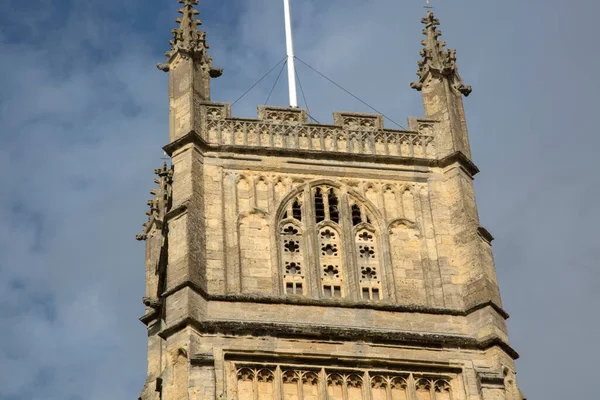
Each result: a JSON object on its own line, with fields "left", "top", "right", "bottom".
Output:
{"left": 0, "top": 0, "right": 598, "bottom": 398}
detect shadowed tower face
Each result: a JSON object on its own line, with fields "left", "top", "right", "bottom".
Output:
{"left": 136, "top": 2, "right": 524, "bottom": 399}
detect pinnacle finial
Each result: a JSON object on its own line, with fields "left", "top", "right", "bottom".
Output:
{"left": 157, "top": 0, "right": 223, "bottom": 78}
{"left": 137, "top": 163, "right": 174, "bottom": 241}
{"left": 410, "top": 11, "right": 471, "bottom": 96}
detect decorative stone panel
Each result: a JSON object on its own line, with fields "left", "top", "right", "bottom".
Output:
{"left": 201, "top": 104, "right": 435, "bottom": 159}
{"left": 229, "top": 363, "right": 457, "bottom": 400}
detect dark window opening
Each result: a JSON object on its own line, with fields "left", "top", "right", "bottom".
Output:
{"left": 286, "top": 282, "right": 294, "bottom": 294}
{"left": 284, "top": 240, "right": 300, "bottom": 253}
{"left": 314, "top": 188, "right": 325, "bottom": 223}
{"left": 323, "top": 264, "right": 340, "bottom": 278}
{"left": 328, "top": 190, "right": 339, "bottom": 223}
{"left": 362, "top": 287, "right": 370, "bottom": 299}
{"left": 351, "top": 204, "right": 362, "bottom": 226}
{"left": 321, "top": 244, "right": 338, "bottom": 257}
{"left": 323, "top": 285, "right": 332, "bottom": 297}
{"left": 282, "top": 225, "right": 299, "bottom": 235}
{"left": 292, "top": 200, "right": 302, "bottom": 221}
{"left": 285, "top": 262, "right": 301, "bottom": 275}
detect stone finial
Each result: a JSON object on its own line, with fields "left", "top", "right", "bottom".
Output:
{"left": 157, "top": 0, "right": 223, "bottom": 77}
{"left": 410, "top": 12, "right": 472, "bottom": 96}
{"left": 137, "top": 163, "right": 174, "bottom": 241}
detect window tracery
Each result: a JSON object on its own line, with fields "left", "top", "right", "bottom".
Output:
{"left": 280, "top": 195, "right": 305, "bottom": 295}
{"left": 356, "top": 229, "right": 381, "bottom": 301}
{"left": 320, "top": 227, "right": 343, "bottom": 297}
{"left": 278, "top": 184, "right": 384, "bottom": 300}
{"left": 234, "top": 363, "right": 454, "bottom": 400}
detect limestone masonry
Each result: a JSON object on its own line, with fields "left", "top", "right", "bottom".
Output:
{"left": 136, "top": 1, "right": 525, "bottom": 399}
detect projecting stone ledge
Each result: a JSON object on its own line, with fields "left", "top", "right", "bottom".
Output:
{"left": 185, "top": 103, "right": 438, "bottom": 159}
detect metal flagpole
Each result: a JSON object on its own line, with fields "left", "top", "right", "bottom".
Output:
{"left": 283, "top": 0, "right": 298, "bottom": 107}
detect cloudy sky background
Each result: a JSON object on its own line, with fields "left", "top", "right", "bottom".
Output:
{"left": 0, "top": 0, "right": 598, "bottom": 398}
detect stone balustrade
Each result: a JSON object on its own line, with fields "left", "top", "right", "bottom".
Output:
{"left": 199, "top": 103, "right": 436, "bottom": 159}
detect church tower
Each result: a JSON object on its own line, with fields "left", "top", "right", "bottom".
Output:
{"left": 137, "top": 2, "right": 524, "bottom": 399}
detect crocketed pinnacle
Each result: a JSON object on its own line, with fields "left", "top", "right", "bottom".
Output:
{"left": 136, "top": 163, "right": 173, "bottom": 241}
{"left": 157, "top": 0, "right": 223, "bottom": 77}
{"left": 410, "top": 12, "right": 471, "bottom": 96}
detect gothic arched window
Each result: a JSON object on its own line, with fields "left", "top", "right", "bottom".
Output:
{"left": 278, "top": 184, "right": 384, "bottom": 301}
{"left": 280, "top": 194, "right": 305, "bottom": 295}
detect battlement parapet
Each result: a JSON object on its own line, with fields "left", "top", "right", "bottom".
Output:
{"left": 199, "top": 103, "right": 437, "bottom": 159}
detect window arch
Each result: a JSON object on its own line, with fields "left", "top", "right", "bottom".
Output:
{"left": 277, "top": 183, "right": 384, "bottom": 301}
{"left": 314, "top": 185, "right": 344, "bottom": 297}
{"left": 279, "top": 193, "right": 305, "bottom": 295}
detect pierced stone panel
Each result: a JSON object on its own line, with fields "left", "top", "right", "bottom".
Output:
{"left": 356, "top": 229, "right": 382, "bottom": 301}
{"left": 280, "top": 222, "right": 305, "bottom": 295}
{"left": 319, "top": 226, "right": 343, "bottom": 298}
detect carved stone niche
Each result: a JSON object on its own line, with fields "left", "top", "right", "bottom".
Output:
{"left": 258, "top": 106, "right": 308, "bottom": 125}
{"left": 333, "top": 112, "right": 383, "bottom": 130}
{"left": 200, "top": 102, "right": 232, "bottom": 120}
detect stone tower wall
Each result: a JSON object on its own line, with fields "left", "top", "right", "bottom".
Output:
{"left": 137, "top": 4, "right": 523, "bottom": 399}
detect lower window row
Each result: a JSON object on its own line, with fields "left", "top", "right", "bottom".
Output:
{"left": 233, "top": 365, "right": 453, "bottom": 400}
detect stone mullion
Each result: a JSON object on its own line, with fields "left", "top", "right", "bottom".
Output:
{"left": 419, "top": 185, "right": 445, "bottom": 307}
{"left": 341, "top": 190, "right": 359, "bottom": 301}
{"left": 385, "top": 377, "right": 393, "bottom": 400}
{"left": 269, "top": 179, "right": 281, "bottom": 295}
{"left": 397, "top": 186, "right": 406, "bottom": 220}
{"left": 342, "top": 375, "right": 349, "bottom": 400}
{"left": 303, "top": 185, "right": 320, "bottom": 298}
{"left": 413, "top": 185, "right": 435, "bottom": 305}
{"left": 319, "top": 368, "right": 328, "bottom": 400}
{"left": 375, "top": 187, "right": 398, "bottom": 302}
{"left": 378, "top": 188, "right": 388, "bottom": 223}
{"left": 226, "top": 173, "right": 242, "bottom": 293}
{"left": 364, "top": 371, "right": 372, "bottom": 400}
{"left": 234, "top": 176, "right": 245, "bottom": 293}
{"left": 252, "top": 370, "right": 259, "bottom": 400}
{"left": 275, "top": 366, "right": 283, "bottom": 400}
{"left": 323, "top": 187, "right": 331, "bottom": 221}
{"left": 297, "top": 372, "right": 305, "bottom": 400}
{"left": 407, "top": 374, "right": 417, "bottom": 400}
{"left": 378, "top": 221, "right": 397, "bottom": 301}
{"left": 250, "top": 176, "right": 258, "bottom": 210}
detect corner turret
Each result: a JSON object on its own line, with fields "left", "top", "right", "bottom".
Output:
{"left": 411, "top": 12, "right": 472, "bottom": 159}
{"left": 159, "top": 0, "right": 222, "bottom": 142}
